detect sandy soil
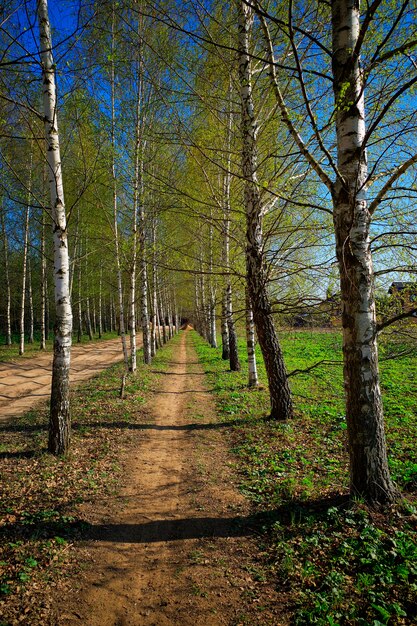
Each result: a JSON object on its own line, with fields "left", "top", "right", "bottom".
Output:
{"left": 57, "top": 330, "right": 282, "bottom": 626}
{"left": 0, "top": 338, "right": 130, "bottom": 421}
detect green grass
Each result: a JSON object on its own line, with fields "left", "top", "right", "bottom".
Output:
{"left": 192, "top": 328, "right": 417, "bottom": 625}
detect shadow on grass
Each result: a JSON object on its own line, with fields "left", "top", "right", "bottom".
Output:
{"left": 0, "top": 448, "right": 46, "bottom": 459}
{"left": 0, "top": 415, "right": 268, "bottom": 434}
{"left": 1, "top": 493, "right": 349, "bottom": 544}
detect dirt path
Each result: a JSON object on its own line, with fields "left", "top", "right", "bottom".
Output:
{"left": 0, "top": 338, "right": 131, "bottom": 421}
{"left": 59, "top": 330, "right": 280, "bottom": 626}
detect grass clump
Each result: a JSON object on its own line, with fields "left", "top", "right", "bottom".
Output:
{"left": 192, "top": 328, "right": 417, "bottom": 625}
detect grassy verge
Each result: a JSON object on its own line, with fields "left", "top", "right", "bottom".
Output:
{"left": 192, "top": 329, "right": 417, "bottom": 625}
{"left": 0, "top": 338, "right": 176, "bottom": 625}
{"left": 0, "top": 331, "right": 120, "bottom": 362}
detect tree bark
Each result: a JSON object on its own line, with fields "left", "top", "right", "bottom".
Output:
{"left": 40, "top": 208, "right": 46, "bottom": 350}
{"left": 1, "top": 209, "right": 12, "bottom": 345}
{"left": 222, "top": 83, "right": 239, "bottom": 369}
{"left": 85, "top": 243, "right": 93, "bottom": 341}
{"left": 150, "top": 216, "right": 157, "bottom": 355}
{"left": 111, "top": 5, "right": 129, "bottom": 370}
{"left": 28, "top": 257, "right": 34, "bottom": 344}
{"left": 77, "top": 244, "right": 83, "bottom": 343}
{"left": 238, "top": 0, "right": 292, "bottom": 420}
{"left": 208, "top": 214, "right": 217, "bottom": 348}
{"left": 331, "top": 0, "right": 397, "bottom": 504}
{"left": 98, "top": 266, "right": 103, "bottom": 338}
{"left": 19, "top": 162, "right": 32, "bottom": 355}
{"left": 226, "top": 283, "right": 240, "bottom": 372}
{"left": 221, "top": 290, "right": 229, "bottom": 360}
{"left": 245, "top": 286, "right": 258, "bottom": 387}
{"left": 37, "top": 0, "right": 72, "bottom": 455}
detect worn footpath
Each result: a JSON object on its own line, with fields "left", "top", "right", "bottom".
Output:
{"left": 57, "top": 330, "right": 281, "bottom": 626}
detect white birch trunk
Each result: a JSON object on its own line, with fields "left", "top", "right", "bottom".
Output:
{"left": 45, "top": 274, "right": 50, "bottom": 342}
{"left": 37, "top": 0, "right": 72, "bottom": 454}
{"left": 98, "top": 266, "right": 103, "bottom": 338}
{"left": 19, "top": 179, "right": 31, "bottom": 355}
{"left": 165, "top": 290, "right": 172, "bottom": 340}
{"left": 155, "top": 298, "right": 162, "bottom": 349}
{"left": 28, "top": 257, "right": 34, "bottom": 344}
{"left": 150, "top": 217, "right": 157, "bottom": 355}
{"left": 245, "top": 286, "right": 258, "bottom": 387}
{"left": 1, "top": 210, "right": 12, "bottom": 345}
{"left": 85, "top": 243, "right": 93, "bottom": 341}
{"left": 160, "top": 293, "right": 167, "bottom": 344}
{"left": 208, "top": 216, "right": 217, "bottom": 348}
{"left": 86, "top": 297, "right": 93, "bottom": 340}
{"left": 222, "top": 86, "right": 239, "bottom": 369}
{"left": 40, "top": 209, "right": 46, "bottom": 350}
{"left": 221, "top": 291, "right": 229, "bottom": 360}
{"left": 77, "top": 251, "right": 82, "bottom": 342}
{"left": 332, "top": 0, "right": 396, "bottom": 504}
{"left": 111, "top": 6, "right": 129, "bottom": 370}
{"left": 138, "top": 161, "right": 151, "bottom": 362}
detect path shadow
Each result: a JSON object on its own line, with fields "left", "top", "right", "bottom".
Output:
{"left": 1, "top": 494, "right": 350, "bottom": 545}
{"left": 0, "top": 415, "right": 266, "bottom": 434}
{"left": 73, "top": 421, "right": 243, "bottom": 432}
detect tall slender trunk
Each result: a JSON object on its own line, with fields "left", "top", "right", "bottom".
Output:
{"left": 221, "top": 289, "right": 229, "bottom": 359}
{"left": 111, "top": 5, "right": 129, "bottom": 370}
{"left": 194, "top": 274, "right": 201, "bottom": 335}
{"left": 92, "top": 298, "right": 97, "bottom": 335}
{"left": 1, "top": 210, "right": 12, "bottom": 345}
{"left": 69, "top": 207, "right": 80, "bottom": 300}
{"left": 45, "top": 275, "right": 50, "bottom": 341}
{"left": 208, "top": 215, "right": 217, "bottom": 348}
{"left": 238, "top": 1, "right": 292, "bottom": 420}
{"left": 331, "top": 0, "right": 396, "bottom": 504}
{"left": 245, "top": 286, "right": 258, "bottom": 387}
{"left": 85, "top": 298, "right": 93, "bottom": 340}
{"left": 98, "top": 266, "right": 103, "bottom": 338}
{"left": 20, "top": 157, "right": 32, "bottom": 355}
{"left": 155, "top": 297, "right": 162, "bottom": 348}
{"left": 37, "top": 0, "right": 73, "bottom": 454}
{"left": 28, "top": 257, "right": 34, "bottom": 344}
{"left": 167, "top": 292, "right": 174, "bottom": 339}
{"left": 150, "top": 216, "right": 157, "bottom": 355}
{"left": 226, "top": 283, "right": 240, "bottom": 371}
{"left": 40, "top": 209, "right": 46, "bottom": 349}
{"left": 199, "top": 250, "right": 209, "bottom": 342}
{"left": 85, "top": 242, "right": 93, "bottom": 341}
{"left": 77, "top": 250, "right": 82, "bottom": 342}
{"left": 160, "top": 292, "right": 167, "bottom": 344}
{"left": 223, "top": 83, "right": 239, "bottom": 369}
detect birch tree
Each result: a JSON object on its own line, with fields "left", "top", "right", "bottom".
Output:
{"left": 1, "top": 208, "right": 12, "bottom": 346}
{"left": 110, "top": 5, "right": 129, "bottom": 370}
{"left": 37, "top": 0, "right": 73, "bottom": 455}
{"left": 330, "top": 0, "right": 397, "bottom": 503}
{"left": 255, "top": 0, "right": 417, "bottom": 503}
{"left": 238, "top": 0, "right": 292, "bottom": 420}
